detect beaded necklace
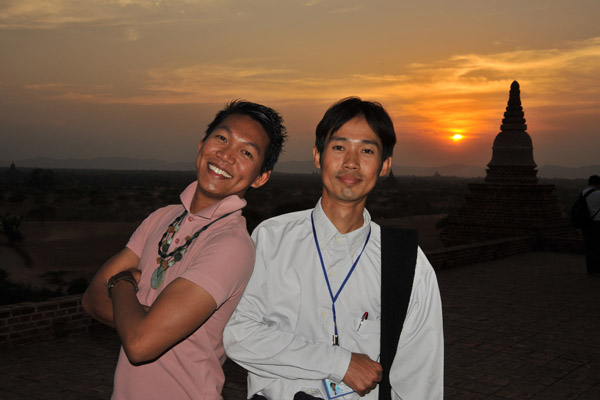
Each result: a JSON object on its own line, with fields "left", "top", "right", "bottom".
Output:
{"left": 151, "top": 209, "right": 234, "bottom": 289}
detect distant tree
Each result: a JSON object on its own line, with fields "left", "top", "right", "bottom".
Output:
{"left": 29, "top": 168, "right": 55, "bottom": 190}
{"left": 8, "top": 189, "right": 27, "bottom": 205}
{"left": 28, "top": 204, "right": 56, "bottom": 223}
{"left": 0, "top": 213, "right": 24, "bottom": 243}
{"left": 159, "top": 188, "right": 179, "bottom": 205}
{"left": 0, "top": 268, "right": 56, "bottom": 305}
{"left": 381, "top": 170, "right": 399, "bottom": 189}
{"left": 67, "top": 278, "right": 89, "bottom": 295}
{"left": 88, "top": 188, "right": 112, "bottom": 207}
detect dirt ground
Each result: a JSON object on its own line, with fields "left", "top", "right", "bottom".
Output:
{"left": 1, "top": 215, "right": 445, "bottom": 290}
{"left": 1, "top": 221, "right": 139, "bottom": 289}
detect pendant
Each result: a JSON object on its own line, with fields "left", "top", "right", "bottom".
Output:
{"left": 151, "top": 266, "right": 165, "bottom": 289}
{"left": 161, "top": 244, "right": 170, "bottom": 253}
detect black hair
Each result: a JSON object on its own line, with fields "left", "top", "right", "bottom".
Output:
{"left": 315, "top": 97, "right": 396, "bottom": 161}
{"left": 204, "top": 100, "right": 287, "bottom": 174}
{"left": 589, "top": 175, "right": 600, "bottom": 186}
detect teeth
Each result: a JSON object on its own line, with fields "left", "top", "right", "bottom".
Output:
{"left": 209, "top": 163, "right": 232, "bottom": 178}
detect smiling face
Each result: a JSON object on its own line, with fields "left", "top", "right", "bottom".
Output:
{"left": 192, "top": 113, "right": 271, "bottom": 212}
{"left": 314, "top": 116, "right": 391, "bottom": 208}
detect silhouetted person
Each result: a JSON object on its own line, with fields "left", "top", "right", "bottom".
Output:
{"left": 581, "top": 175, "right": 600, "bottom": 275}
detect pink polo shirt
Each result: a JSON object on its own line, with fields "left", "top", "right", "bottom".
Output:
{"left": 112, "top": 181, "right": 255, "bottom": 400}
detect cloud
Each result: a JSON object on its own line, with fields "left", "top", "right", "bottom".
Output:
{"left": 328, "top": 5, "right": 363, "bottom": 14}
{"left": 21, "top": 36, "right": 600, "bottom": 144}
{"left": 375, "top": 37, "right": 600, "bottom": 141}
{"left": 122, "top": 26, "right": 140, "bottom": 40}
{"left": 0, "top": 0, "right": 219, "bottom": 29}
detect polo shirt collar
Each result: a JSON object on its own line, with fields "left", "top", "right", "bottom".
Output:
{"left": 313, "top": 198, "right": 372, "bottom": 250}
{"left": 180, "top": 181, "right": 247, "bottom": 220}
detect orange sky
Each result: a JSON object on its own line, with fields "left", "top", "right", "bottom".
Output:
{"left": 1, "top": 0, "right": 599, "bottom": 170}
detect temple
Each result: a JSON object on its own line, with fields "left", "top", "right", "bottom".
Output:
{"left": 440, "top": 81, "right": 576, "bottom": 246}
{"left": 486, "top": 81, "right": 537, "bottom": 184}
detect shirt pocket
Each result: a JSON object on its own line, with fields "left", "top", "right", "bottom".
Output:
{"left": 342, "top": 317, "right": 381, "bottom": 361}
{"left": 353, "top": 318, "right": 380, "bottom": 335}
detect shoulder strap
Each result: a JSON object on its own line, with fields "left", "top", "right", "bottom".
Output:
{"left": 583, "top": 189, "right": 600, "bottom": 219}
{"left": 379, "top": 227, "right": 418, "bottom": 400}
{"left": 583, "top": 188, "right": 596, "bottom": 199}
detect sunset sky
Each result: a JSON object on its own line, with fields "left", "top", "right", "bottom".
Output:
{"left": 1, "top": 0, "right": 599, "bottom": 170}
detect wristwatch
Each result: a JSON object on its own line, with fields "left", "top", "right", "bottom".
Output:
{"left": 107, "top": 270, "right": 139, "bottom": 298}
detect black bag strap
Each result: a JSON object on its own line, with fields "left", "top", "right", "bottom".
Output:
{"left": 379, "top": 227, "right": 418, "bottom": 400}
{"left": 582, "top": 188, "right": 600, "bottom": 219}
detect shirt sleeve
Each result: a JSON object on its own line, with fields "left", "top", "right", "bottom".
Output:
{"left": 390, "top": 248, "right": 444, "bottom": 399}
{"left": 180, "top": 229, "right": 255, "bottom": 307}
{"left": 223, "top": 224, "right": 352, "bottom": 387}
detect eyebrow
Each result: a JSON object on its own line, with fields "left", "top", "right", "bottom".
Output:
{"left": 214, "top": 126, "right": 262, "bottom": 155}
{"left": 329, "top": 136, "right": 380, "bottom": 148}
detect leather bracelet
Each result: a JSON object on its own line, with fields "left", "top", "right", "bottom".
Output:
{"left": 107, "top": 270, "right": 139, "bottom": 298}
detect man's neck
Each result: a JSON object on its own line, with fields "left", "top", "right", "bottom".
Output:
{"left": 190, "top": 192, "right": 220, "bottom": 215}
{"left": 320, "top": 195, "right": 366, "bottom": 234}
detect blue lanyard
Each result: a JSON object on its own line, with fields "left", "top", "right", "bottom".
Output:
{"left": 311, "top": 212, "right": 371, "bottom": 346}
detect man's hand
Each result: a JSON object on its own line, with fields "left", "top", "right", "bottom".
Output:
{"left": 122, "top": 268, "right": 150, "bottom": 312}
{"left": 342, "top": 353, "right": 382, "bottom": 396}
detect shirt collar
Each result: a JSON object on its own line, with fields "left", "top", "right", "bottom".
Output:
{"left": 313, "top": 198, "right": 372, "bottom": 250}
{"left": 180, "top": 181, "right": 247, "bottom": 220}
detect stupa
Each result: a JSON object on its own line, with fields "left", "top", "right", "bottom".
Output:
{"left": 440, "top": 81, "right": 576, "bottom": 246}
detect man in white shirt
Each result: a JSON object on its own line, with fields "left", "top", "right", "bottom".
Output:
{"left": 582, "top": 175, "right": 600, "bottom": 275}
{"left": 224, "top": 97, "right": 443, "bottom": 399}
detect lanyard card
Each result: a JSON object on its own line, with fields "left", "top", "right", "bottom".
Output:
{"left": 322, "top": 379, "right": 354, "bottom": 399}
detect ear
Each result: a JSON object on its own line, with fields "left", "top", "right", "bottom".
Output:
{"left": 312, "top": 146, "right": 321, "bottom": 169}
{"left": 379, "top": 156, "right": 392, "bottom": 177}
{"left": 250, "top": 170, "right": 272, "bottom": 189}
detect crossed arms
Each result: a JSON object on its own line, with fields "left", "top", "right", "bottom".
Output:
{"left": 81, "top": 247, "right": 217, "bottom": 364}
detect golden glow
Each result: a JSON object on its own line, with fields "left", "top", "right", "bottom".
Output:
{"left": 1, "top": 1, "right": 599, "bottom": 168}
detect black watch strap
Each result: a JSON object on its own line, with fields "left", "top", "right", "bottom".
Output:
{"left": 107, "top": 270, "right": 139, "bottom": 298}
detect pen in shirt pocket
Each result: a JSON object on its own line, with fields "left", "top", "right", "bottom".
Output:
{"left": 357, "top": 312, "right": 368, "bottom": 331}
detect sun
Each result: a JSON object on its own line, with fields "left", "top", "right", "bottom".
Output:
{"left": 448, "top": 128, "right": 466, "bottom": 142}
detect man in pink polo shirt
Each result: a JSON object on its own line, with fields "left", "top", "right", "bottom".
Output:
{"left": 82, "top": 100, "right": 287, "bottom": 399}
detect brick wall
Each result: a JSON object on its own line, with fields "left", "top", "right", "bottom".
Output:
{"left": 426, "top": 236, "right": 537, "bottom": 270}
{"left": 538, "top": 236, "right": 585, "bottom": 253}
{"left": 0, "top": 235, "right": 566, "bottom": 348}
{"left": 0, "top": 294, "right": 95, "bottom": 349}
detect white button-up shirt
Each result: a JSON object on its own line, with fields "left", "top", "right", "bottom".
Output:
{"left": 224, "top": 200, "right": 443, "bottom": 399}
{"left": 583, "top": 186, "right": 600, "bottom": 221}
